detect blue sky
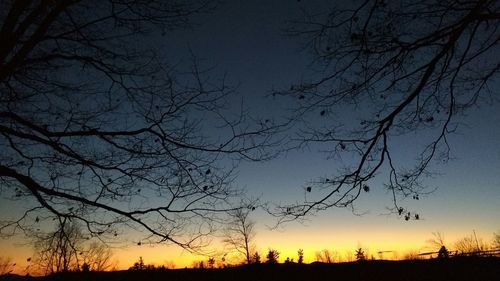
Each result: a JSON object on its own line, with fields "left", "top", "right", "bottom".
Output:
{"left": 162, "top": 0, "right": 500, "bottom": 224}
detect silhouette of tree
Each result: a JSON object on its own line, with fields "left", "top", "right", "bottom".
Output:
{"left": 0, "top": 256, "right": 15, "bottom": 275}
{"left": 222, "top": 207, "right": 256, "bottom": 265}
{"left": 493, "top": 231, "right": 500, "bottom": 249}
{"left": 129, "top": 257, "right": 145, "bottom": 271}
{"left": 454, "top": 232, "right": 488, "bottom": 255}
{"left": 163, "top": 260, "right": 176, "bottom": 269}
{"left": 297, "top": 249, "right": 304, "bottom": 264}
{"left": 355, "top": 248, "right": 366, "bottom": 261}
{"left": 32, "top": 219, "right": 83, "bottom": 274}
{"left": 81, "top": 262, "right": 90, "bottom": 273}
{"left": 207, "top": 257, "right": 215, "bottom": 269}
{"left": 427, "top": 232, "right": 447, "bottom": 252}
{"left": 403, "top": 250, "right": 422, "bottom": 260}
{"left": 315, "top": 249, "right": 336, "bottom": 263}
{"left": 0, "top": 0, "right": 279, "bottom": 249}
{"left": 426, "top": 231, "right": 451, "bottom": 258}
{"left": 265, "top": 249, "right": 280, "bottom": 264}
{"left": 193, "top": 260, "right": 205, "bottom": 269}
{"left": 31, "top": 219, "right": 114, "bottom": 274}
{"left": 273, "top": 0, "right": 500, "bottom": 220}
{"left": 81, "top": 242, "right": 114, "bottom": 271}
{"left": 437, "top": 246, "right": 449, "bottom": 259}
{"left": 252, "top": 251, "right": 261, "bottom": 264}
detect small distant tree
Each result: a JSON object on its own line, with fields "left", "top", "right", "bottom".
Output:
{"left": 191, "top": 260, "right": 205, "bottom": 269}
{"left": 207, "top": 257, "right": 215, "bottom": 269}
{"left": 403, "top": 250, "right": 422, "bottom": 260}
{"left": 252, "top": 252, "right": 261, "bottom": 264}
{"left": 427, "top": 232, "right": 447, "bottom": 252}
{"left": 297, "top": 249, "right": 304, "bottom": 264}
{"left": 265, "top": 249, "right": 280, "bottom": 264}
{"left": 81, "top": 263, "right": 90, "bottom": 273}
{"left": 130, "top": 257, "right": 145, "bottom": 270}
{"left": 315, "top": 249, "right": 336, "bottom": 263}
{"left": 32, "top": 220, "right": 83, "bottom": 274}
{"left": 455, "top": 232, "right": 488, "bottom": 255}
{"left": 0, "top": 256, "right": 15, "bottom": 275}
{"left": 355, "top": 248, "right": 366, "bottom": 261}
{"left": 222, "top": 208, "right": 257, "bottom": 265}
{"left": 437, "top": 246, "right": 449, "bottom": 259}
{"left": 31, "top": 220, "right": 114, "bottom": 274}
{"left": 81, "top": 242, "right": 114, "bottom": 271}
{"left": 492, "top": 231, "right": 500, "bottom": 249}
{"left": 344, "top": 250, "right": 354, "bottom": 262}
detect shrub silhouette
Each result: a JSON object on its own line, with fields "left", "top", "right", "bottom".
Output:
{"left": 81, "top": 263, "right": 90, "bottom": 272}
{"left": 208, "top": 258, "right": 215, "bottom": 269}
{"left": 129, "top": 257, "right": 145, "bottom": 270}
{"left": 355, "top": 248, "right": 366, "bottom": 261}
{"left": 438, "top": 246, "right": 449, "bottom": 259}
{"left": 252, "top": 252, "right": 261, "bottom": 264}
{"left": 315, "top": 249, "right": 336, "bottom": 263}
{"left": 266, "top": 249, "right": 280, "bottom": 264}
{"left": 297, "top": 249, "right": 304, "bottom": 264}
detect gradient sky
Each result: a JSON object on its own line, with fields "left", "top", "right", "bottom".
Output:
{"left": 1, "top": 0, "right": 499, "bottom": 273}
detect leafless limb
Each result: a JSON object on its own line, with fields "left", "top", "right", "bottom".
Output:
{"left": 272, "top": 0, "right": 500, "bottom": 221}
{"left": 0, "top": 256, "right": 15, "bottom": 275}
{"left": 426, "top": 231, "right": 447, "bottom": 251}
{"left": 32, "top": 219, "right": 83, "bottom": 275}
{"left": 0, "top": 0, "right": 281, "bottom": 250}
{"left": 221, "top": 205, "right": 257, "bottom": 264}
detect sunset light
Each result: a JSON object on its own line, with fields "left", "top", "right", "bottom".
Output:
{"left": 1, "top": 0, "right": 499, "bottom": 280}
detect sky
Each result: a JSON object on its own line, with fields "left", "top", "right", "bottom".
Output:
{"left": 1, "top": 0, "right": 499, "bottom": 274}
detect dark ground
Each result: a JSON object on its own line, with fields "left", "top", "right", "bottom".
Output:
{"left": 3, "top": 257, "right": 500, "bottom": 281}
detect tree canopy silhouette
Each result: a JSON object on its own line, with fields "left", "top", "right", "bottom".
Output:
{"left": 273, "top": 0, "right": 500, "bottom": 220}
{"left": 0, "top": 0, "right": 278, "bottom": 249}
{"left": 265, "top": 249, "right": 280, "bottom": 264}
{"left": 30, "top": 218, "right": 114, "bottom": 274}
{"left": 222, "top": 207, "right": 257, "bottom": 265}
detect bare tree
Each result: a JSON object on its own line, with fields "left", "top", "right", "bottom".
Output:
{"left": 0, "top": 0, "right": 279, "bottom": 249}
{"left": 454, "top": 231, "right": 488, "bottom": 255}
{"left": 252, "top": 251, "right": 261, "bottom": 264}
{"left": 0, "top": 256, "right": 15, "bottom": 275}
{"left": 273, "top": 0, "right": 500, "bottom": 220}
{"left": 426, "top": 231, "right": 447, "bottom": 251}
{"left": 493, "top": 231, "right": 500, "bottom": 249}
{"left": 129, "top": 256, "right": 146, "bottom": 271}
{"left": 81, "top": 242, "right": 115, "bottom": 272}
{"left": 402, "top": 249, "right": 422, "bottom": 260}
{"left": 32, "top": 219, "right": 83, "bottom": 274}
{"left": 315, "top": 249, "right": 336, "bottom": 263}
{"left": 297, "top": 248, "right": 304, "bottom": 264}
{"left": 438, "top": 246, "right": 449, "bottom": 259}
{"left": 32, "top": 219, "right": 114, "bottom": 275}
{"left": 222, "top": 207, "right": 256, "bottom": 264}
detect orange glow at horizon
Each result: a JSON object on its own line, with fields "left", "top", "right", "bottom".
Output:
{"left": 2, "top": 221, "right": 498, "bottom": 276}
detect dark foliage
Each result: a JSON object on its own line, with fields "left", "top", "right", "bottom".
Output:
{"left": 438, "top": 246, "right": 449, "bottom": 259}
{"left": 297, "top": 249, "right": 304, "bottom": 264}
